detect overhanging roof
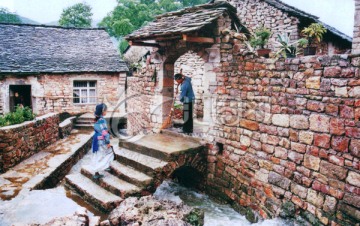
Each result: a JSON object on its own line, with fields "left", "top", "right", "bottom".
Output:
{"left": 126, "top": 1, "right": 248, "bottom": 41}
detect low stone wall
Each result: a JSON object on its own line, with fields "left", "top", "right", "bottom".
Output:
{"left": 59, "top": 116, "right": 76, "bottom": 139}
{"left": 33, "top": 134, "right": 92, "bottom": 189}
{"left": 0, "top": 113, "right": 59, "bottom": 173}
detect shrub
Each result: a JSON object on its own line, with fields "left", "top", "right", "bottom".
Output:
{"left": 0, "top": 106, "right": 36, "bottom": 127}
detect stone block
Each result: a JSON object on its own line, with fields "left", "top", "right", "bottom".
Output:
{"left": 320, "top": 161, "right": 348, "bottom": 180}
{"left": 330, "top": 118, "right": 345, "bottom": 135}
{"left": 305, "top": 76, "right": 320, "bottom": 89}
{"left": 340, "top": 105, "right": 354, "bottom": 119}
{"left": 328, "top": 155, "right": 344, "bottom": 166}
{"left": 304, "top": 154, "right": 321, "bottom": 171}
{"left": 335, "top": 87, "right": 348, "bottom": 97}
{"left": 268, "top": 172, "right": 291, "bottom": 190}
{"left": 272, "top": 114, "right": 290, "bottom": 127}
{"left": 309, "top": 114, "right": 330, "bottom": 133}
{"left": 331, "top": 136, "right": 349, "bottom": 152}
{"left": 291, "top": 183, "right": 308, "bottom": 199}
{"left": 349, "top": 86, "right": 360, "bottom": 98}
{"left": 307, "top": 101, "right": 325, "bottom": 112}
{"left": 290, "top": 115, "right": 309, "bottom": 129}
{"left": 350, "top": 139, "right": 360, "bottom": 158}
{"left": 306, "top": 189, "right": 324, "bottom": 208}
{"left": 313, "top": 133, "right": 331, "bottom": 148}
{"left": 323, "top": 196, "right": 337, "bottom": 214}
{"left": 274, "top": 147, "right": 288, "bottom": 159}
{"left": 255, "top": 168, "right": 269, "bottom": 183}
{"left": 291, "top": 142, "right": 306, "bottom": 153}
{"left": 324, "top": 66, "right": 341, "bottom": 77}
{"left": 346, "top": 171, "right": 360, "bottom": 187}
{"left": 346, "top": 127, "right": 360, "bottom": 138}
{"left": 288, "top": 151, "right": 304, "bottom": 164}
{"left": 299, "top": 131, "right": 313, "bottom": 145}
{"left": 239, "top": 119, "right": 259, "bottom": 131}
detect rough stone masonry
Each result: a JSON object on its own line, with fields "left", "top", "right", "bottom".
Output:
{"left": 126, "top": 2, "right": 360, "bottom": 225}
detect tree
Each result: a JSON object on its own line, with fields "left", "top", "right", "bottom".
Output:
{"left": 99, "top": 0, "right": 207, "bottom": 53}
{"left": 0, "top": 8, "right": 21, "bottom": 24}
{"left": 59, "top": 3, "right": 93, "bottom": 28}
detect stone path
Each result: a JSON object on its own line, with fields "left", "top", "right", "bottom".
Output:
{"left": 0, "top": 129, "right": 93, "bottom": 201}
{"left": 65, "top": 132, "right": 204, "bottom": 213}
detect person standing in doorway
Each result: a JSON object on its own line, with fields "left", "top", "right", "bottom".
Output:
{"left": 91, "top": 103, "right": 114, "bottom": 179}
{"left": 174, "top": 72, "right": 195, "bottom": 134}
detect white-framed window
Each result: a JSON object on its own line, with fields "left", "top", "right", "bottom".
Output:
{"left": 73, "top": 81, "right": 97, "bottom": 104}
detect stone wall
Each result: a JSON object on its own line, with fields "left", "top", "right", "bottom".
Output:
{"left": 127, "top": 65, "right": 159, "bottom": 135}
{"left": 205, "top": 30, "right": 360, "bottom": 225}
{"left": 0, "top": 73, "right": 126, "bottom": 115}
{"left": 227, "top": 0, "right": 350, "bottom": 55}
{"left": 59, "top": 116, "right": 76, "bottom": 139}
{"left": 175, "top": 51, "right": 206, "bottom": 118}
{"left": 0, "top": 113, "right": 59, "bottom": 173}
{"left": 353, "top": 0, "right": 360, "bottom": 54}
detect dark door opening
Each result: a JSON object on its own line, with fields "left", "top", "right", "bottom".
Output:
{"left": 9, "top": 85, "right": 32, "bottom": 112}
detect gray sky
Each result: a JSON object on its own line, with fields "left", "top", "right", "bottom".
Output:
{"left": 0, "top": 0, "right": 355, "bottom": 37}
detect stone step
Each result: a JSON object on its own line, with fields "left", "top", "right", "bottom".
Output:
{"left": 74, "top": 124, "right": 94, "bottom": 128}
{"left": 114, "top": 147, "right": 168, "bottom": 176}
{"left": 110, "top": 161, "right": 153, "bottom": 188}
{"left": 81, "top": 165, "right": 141, "bottom": 198}
{"left": 76, "top": 119, "right": 94, "bottom": 124}
{"left": 65, "top": 174, "right": 122, "bottom": 212}
{"left": 119, "top": 133, "right": 204, "bottom": 161}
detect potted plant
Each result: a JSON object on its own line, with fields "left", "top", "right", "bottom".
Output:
{"left": 250, "top": 26, "right": 272, "bottom": 58}
{"left": 300, "top": 23, "right": 327, "bottom": 56}
{"left": 275, "top": 33, "right": 299, "bottom": 58}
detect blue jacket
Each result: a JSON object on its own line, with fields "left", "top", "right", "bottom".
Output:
{"left": 179, "top": 77, "right": 195, "bottom": 103}
{"left": 92, "top": 117, "right": 110, "bottom": 153}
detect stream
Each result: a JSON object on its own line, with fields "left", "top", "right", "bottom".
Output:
{"left": 154, "top": 180, "right": 289, "bottom": 226}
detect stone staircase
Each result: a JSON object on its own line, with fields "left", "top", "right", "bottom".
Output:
{"left": 74, "top": 113, "right": 94, "bottom": 129}
{"left": 65, "top": 132, "right": 205, "bottom": 213}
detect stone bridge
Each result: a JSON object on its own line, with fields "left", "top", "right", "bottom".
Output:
{"left": 65, "top": 131, "right": 207, "bottom": 212}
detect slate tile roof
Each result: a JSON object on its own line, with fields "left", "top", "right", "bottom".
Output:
{"left": 126, "top": 1, "right": 246, "bottom": 41}
{"left": 0, "top": 24, "right": 128, "bottom": 73}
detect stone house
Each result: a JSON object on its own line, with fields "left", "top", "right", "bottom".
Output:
{"left": 125, "top": 0, "right": 360, "bottom": 225}
{"left": 0, "top": 24, "right": 128, "bottom": 115}
{"left": 228, "top": 0, "right": 352, "bottom": 55}
{"left": 124, "top": 0, "right": 353, "bottom": 124}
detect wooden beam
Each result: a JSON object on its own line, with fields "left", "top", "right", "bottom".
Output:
{"left": 182, "top": 34, "right": 214, "bottom": 44}
{"left": 128, "top": 41, "right": 160, "bottom": 48}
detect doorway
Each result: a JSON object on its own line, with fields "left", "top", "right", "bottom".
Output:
{"left": 9, "top": 85, "right": 32, "bottom": 111}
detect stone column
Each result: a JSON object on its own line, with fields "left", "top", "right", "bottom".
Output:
{"left": 353, "top": 0, "right": 360, "bottom": 54}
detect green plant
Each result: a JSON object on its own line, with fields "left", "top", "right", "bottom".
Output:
{"left": 250, "top": 26, "right": 271, "bottom": 49}
{"left": 275, "top": 33, "right": 300, "bottom": 58}
{"left": 301, "top": 23, "right": 327, "bottom": 46}
{"left": 0, "top": 106, "right": 36, "bottom": 127}
{"left": 174, "top": 103, "right": 182, "bottom": 110}
{"left": 297, "top": 38, "right": 309, "bottom": 48}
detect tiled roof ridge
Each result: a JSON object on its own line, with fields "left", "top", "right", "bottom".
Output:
{"left": 156, "top": 1, "right": 236, "bottom": 19}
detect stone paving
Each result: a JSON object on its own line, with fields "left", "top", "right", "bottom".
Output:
{"left": 0, "top": 129, "right": 93, "bottom": 201}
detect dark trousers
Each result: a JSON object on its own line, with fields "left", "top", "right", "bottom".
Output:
{"left": 183, "top": 102, "right": 193, "bottom": 133}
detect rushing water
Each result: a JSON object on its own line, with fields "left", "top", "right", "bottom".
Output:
{"left": 154, "top": 180, "right": 289, "bottom": 226}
